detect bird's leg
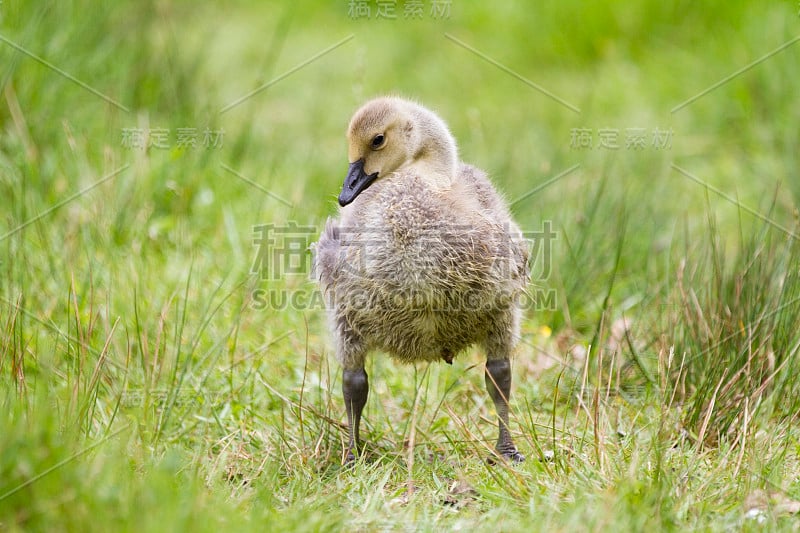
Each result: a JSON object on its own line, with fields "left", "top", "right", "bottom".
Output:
{"left": 342, "top": 367, "right": 368, "bottom": 463}
{"left": 485, "top": 358, "right": 524, "bottom": 463}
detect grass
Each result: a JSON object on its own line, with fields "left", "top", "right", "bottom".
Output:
{"left": 1, "top": 0, "right": 800, "bottom": 530}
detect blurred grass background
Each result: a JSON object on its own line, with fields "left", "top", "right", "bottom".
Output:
{"left": 1, "top": 0, "right": 799, "bottom": 531}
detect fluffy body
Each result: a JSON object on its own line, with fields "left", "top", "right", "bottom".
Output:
{"left": 316, "top": 164, "right": 528, "bottom": 369}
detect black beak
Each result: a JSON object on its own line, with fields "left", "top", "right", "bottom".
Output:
{"left": 338, "top": 159, "right": 378, "bottom": 206}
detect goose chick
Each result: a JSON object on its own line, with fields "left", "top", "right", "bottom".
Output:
{"left": 315, "top": 96, "right": 528, "bottom": 463}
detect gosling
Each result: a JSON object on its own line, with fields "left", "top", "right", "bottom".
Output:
{"left": 315, "top": 96, "right": 529, "bottom": 463}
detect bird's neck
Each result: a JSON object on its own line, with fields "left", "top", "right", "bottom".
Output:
{"left": 407, "top": 108, "right": 458, "bottom": 188}
{"left": 410, "top": 158, "right": 454, "bottom": 189}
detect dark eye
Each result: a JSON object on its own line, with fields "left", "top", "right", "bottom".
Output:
{"left": 371, "top": 134, "right": 385, "bottom": 148}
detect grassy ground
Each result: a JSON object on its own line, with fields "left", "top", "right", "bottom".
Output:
{"left": 1, "top": 1, "right": 800, "bottom": 531}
